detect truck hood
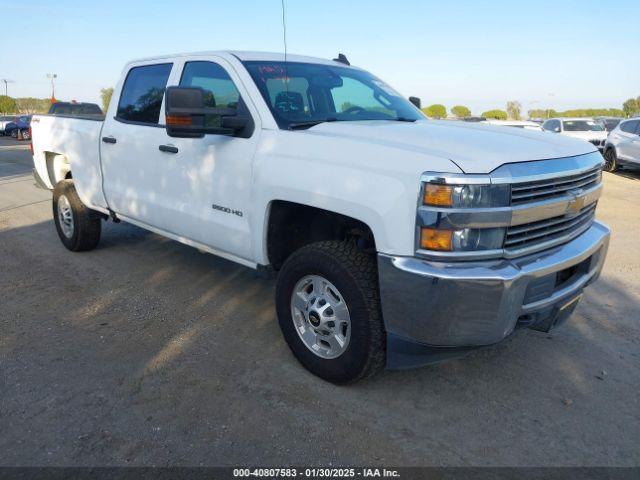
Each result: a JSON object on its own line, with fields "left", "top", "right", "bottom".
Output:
{"left": 307, "top": 120, "right": 597, "bottom": 174}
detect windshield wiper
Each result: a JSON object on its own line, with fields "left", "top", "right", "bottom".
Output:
{"left": 395, "top": 117, "right": 417, "bottom": 122}
{"left": 288, "top": 117, "right": 337, "bottom": 130}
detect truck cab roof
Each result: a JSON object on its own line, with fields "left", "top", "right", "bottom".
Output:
{"left": 126, "top": 51, "right": 356, "bottom": 68}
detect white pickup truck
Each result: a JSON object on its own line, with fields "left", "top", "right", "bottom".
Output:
{"left": 31, "top": 51, "right": 610, "bottom": 383}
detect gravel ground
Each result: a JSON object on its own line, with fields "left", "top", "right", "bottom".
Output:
{"left": 0, "top": 136, "right": 638, "bottom": 466}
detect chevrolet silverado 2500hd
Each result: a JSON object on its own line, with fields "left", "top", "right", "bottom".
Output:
{"left": 31, "top": 51, "right": 610, "bottom": 383}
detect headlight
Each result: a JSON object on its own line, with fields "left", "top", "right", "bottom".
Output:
{"left": 418, "top": 179, "right": 509, "bottom": 254}
{"left": 423, "top": 183, "right": 510, "bottom": 208}
{"left": 420, "top": 227, "right": 505, "bottom": 252}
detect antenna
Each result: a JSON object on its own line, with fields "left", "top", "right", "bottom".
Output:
{"left": 280, "top": 0, "right": 290, "bottom": 101}
{"left": 281, "top": 0, "right": 288, "bottom": 63}
{"left": 333, "top": 54, "right": 350, "bottom": 66}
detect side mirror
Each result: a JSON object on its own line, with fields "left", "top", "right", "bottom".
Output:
{"left": 165, "top": 86, "right": 251, "bottom": 138}
{"left": 409, "top": 96, "right": 421, "bottom": 109}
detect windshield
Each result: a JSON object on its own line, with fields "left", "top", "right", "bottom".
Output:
{"left": 562, "top": 120, "right": 605, "bottom": 132}
{"left": 242, "top": 61, "right": 423, "bottom": 129}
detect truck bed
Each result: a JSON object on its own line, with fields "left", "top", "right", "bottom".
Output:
{"left": 31, "top": 114, "right": 108, "bottom": 211}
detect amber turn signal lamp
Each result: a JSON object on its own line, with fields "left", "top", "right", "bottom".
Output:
{"left": 423, "top": 184, "right": 453, "bottom": 207}
{"left": 420, "top": 228, "right": 453, "bottom": 251}
{"left": 166, "top": 115, "right": 192, "bottom": 126}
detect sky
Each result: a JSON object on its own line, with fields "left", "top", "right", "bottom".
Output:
{"left": 0, "top": 0, "right": 638, "bottom": 115}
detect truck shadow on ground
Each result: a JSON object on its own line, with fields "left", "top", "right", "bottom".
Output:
{"left": 2, "top": 216, "right": 639, "bottom": 465}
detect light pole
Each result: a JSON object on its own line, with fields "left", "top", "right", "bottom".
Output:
{"left": 1, "top": 78, "right": 14, "bottom": 97}
{"left": 46, "top": 73, "right": 57, "bottom": 100}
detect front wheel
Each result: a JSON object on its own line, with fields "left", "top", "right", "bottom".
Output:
{"left": 275, "top": 241, "right": 386, "bottom": 384}
{"left": 604, "top": 148, "right": 618, "bottom": 172}
{"left": 53, "top": 180, "right": 102, "bottom": 251}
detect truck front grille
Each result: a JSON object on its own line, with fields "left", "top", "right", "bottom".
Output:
{"left": 510, "top": 166, "right": 601, "bottom": 206}
{"left": 504, "top": 203, "right": 596, "bottom": 251}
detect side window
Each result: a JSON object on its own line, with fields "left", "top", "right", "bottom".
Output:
{"left": 117, "top": 63, "right": 172, "bottom": 124}
{"left": 179, "top": 61, "right": 240, "bottom": 127}
{"left": 620, "top": 120, "right": 639, "bottom": 134}
{"left": 543, "top": 119, "right": 559, "bottom": 131}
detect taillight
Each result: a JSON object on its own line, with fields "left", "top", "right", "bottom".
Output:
{"left": 29, "top": 126, "right": 33, "bottom": 154}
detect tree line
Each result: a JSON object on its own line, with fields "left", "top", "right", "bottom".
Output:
{"left": 421, "top": 103, "right": 516, "bottom": 120}
{"left": 3, "top": 89, "right": 640, "bottom": 121}
{"left": 0, "top": 95, "right": 53, "bottom": 114}
{"left": 0, "top": 87, "right": 115, "bottom": 115}
{"left": 421, "top": 96, "right": 640, "bottom": 120}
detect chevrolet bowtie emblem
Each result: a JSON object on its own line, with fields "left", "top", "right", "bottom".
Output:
{"left": 567, "top": 188, "right": 586, "bottom": 215}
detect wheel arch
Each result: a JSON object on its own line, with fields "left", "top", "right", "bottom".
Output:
{"left": 264, "top": 200, "right": 377, "bottom": 270}
{"left": 44, "top": 152, "right": 72, "bottom": 186}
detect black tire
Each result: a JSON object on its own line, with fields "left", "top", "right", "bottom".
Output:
{"left": 604, "top": 148, "right": 617, "bottom": 172}
{"left": 52, "top": 180, "right": 102, "bottom": 251}
{"left": 275, "top": 241, "right": 385, "bottom": 384}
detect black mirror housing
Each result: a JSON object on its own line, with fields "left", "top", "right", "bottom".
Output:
{"left": 409, "top": 96, "right": 421, "bottom": 109}
{"left": 165, "top": 86, "right": 254, "bottom": 138}
{"left": 167, "top": 86, "right": 206, "bottom": 112}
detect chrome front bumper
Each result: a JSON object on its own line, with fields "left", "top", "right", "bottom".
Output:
{"left": 378, "top": 221, "right": 610, "bottom": 368}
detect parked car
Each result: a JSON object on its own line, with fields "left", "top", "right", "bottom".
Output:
{"left": 461, "top": 116, "right": 487, "bottom": 122}
{"left": 48, "top": 101, "right": 103, "bottom": 118}
{"left": 602, "top": 117, "right": 640, "bottom": 172}
{"left": 594, "top": 117, "right": 622, "bottom": 132}
{"left": 0, "top": 115, "right": 16, "bottom": 135}
{"left": 482, "top": 119, "right": 543, "bottom": 131}
{"left": 542, "top": 117, "right": 608, "bottom": 151}
{"left": 30, "top": 51, "right": 609, "bottom": 383}
{"left": 4, "top": 115, "right": 32, "bottom": 140}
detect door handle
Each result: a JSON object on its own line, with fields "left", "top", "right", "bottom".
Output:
{"left": 159, "top": 145, "right": 179, "bottom": 154}
{"left": 102, "top": 136, "right": 117, "bottom": 144}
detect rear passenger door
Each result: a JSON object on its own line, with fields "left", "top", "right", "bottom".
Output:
{"left": 631, "top": 122, "right": 640, "bottom": 162}
{"left": 617, "top": 120, "right": 640, "bottom": 162}
{"left": 100, "top": 62, "right": 176, "bottom": 231}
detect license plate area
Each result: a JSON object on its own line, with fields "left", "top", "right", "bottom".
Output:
{"left": 524, "top": 250, "right": 598, "bottom": 305}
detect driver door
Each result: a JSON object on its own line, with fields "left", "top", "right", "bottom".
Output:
{"left": 158, "top": 56, "right": 262, "bottom": 262}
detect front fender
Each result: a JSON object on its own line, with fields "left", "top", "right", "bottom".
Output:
{"left": 250, "top": 132, "right": 460, "bottom": 264}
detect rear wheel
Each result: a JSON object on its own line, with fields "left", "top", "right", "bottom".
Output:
{"left": 52, "top": 180, "right": 102, "bottom": 251}
{"left": 604, "top": 148, "right": 618, "bottom": 172}
{"left": 275, "top": 241, "right": 385, "bottom": 384}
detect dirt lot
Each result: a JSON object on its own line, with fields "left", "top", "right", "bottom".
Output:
{"left": 0, "top": 135, "right": 638, "bottom": 466}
